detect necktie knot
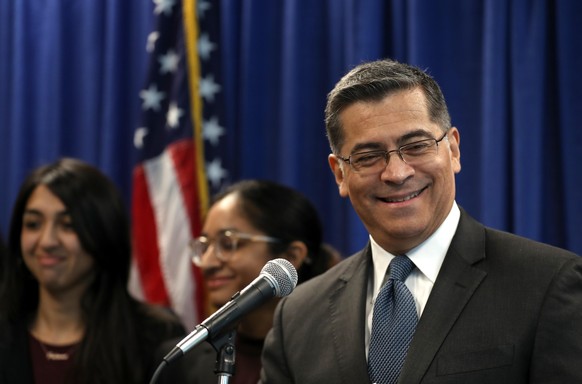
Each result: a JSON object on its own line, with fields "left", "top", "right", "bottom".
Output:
{"left": 388, "top": 255, "right": 414, "bottom": 282}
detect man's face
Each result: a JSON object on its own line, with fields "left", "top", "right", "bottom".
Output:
{"left": 328, "top": 88, "right": 461, "bottom": 254}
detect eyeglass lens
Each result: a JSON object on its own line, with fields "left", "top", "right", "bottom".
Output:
{"left": 347, "top": 132, "right": 447, "bottom": 173}
{"left": 192, "top": 232, "right": 238, "bottom": 265}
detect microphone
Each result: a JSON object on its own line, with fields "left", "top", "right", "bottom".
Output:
{"left": 163, "top": 258, "right": 298, "bottom": 364}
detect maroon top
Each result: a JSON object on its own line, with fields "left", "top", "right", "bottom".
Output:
{"left": 28, "top": 334, "right": 77, "bottom": 384}
{"left": 232, "top": 334, "right": 264, "bottom": 384}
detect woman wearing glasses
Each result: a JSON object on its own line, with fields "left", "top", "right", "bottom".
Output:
{"left": 158, "top": 179, "right": 341, "bottom": 384}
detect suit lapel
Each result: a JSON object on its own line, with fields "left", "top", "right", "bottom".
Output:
{"left": 400, "top": 210, "right": 488, "bottom": 383}
{"left": 327, "top": 247, "right": 372, "bottom": 383}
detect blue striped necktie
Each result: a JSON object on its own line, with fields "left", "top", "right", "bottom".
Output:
{"left": 368, "top": 255, "right": 418, "bottom": 384}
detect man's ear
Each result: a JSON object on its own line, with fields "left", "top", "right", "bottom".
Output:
{"left": 448, "top": 127, "right": 461, "bottom": 174}
{"left": 328, "top": 154, "right": 349, "bottom": 197}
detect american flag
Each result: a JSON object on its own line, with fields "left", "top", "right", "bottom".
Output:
{"left": 130, "top": 0, "right": 228, "bottom": 330}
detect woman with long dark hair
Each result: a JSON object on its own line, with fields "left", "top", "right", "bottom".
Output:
{"left": 0, "top": 158, "right": 185, "bottom": 383}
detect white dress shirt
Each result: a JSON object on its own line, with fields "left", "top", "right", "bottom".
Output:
{"left": 365, "top": 201, "right": 461, "bottom": 356}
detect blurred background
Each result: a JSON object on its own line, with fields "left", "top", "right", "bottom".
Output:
{"left": 1, "top": 0, "right": 581, "bottom": 324}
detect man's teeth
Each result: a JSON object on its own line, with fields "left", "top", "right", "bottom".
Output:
{"left": 386, "top": 190, "right": 421, "bottom": 203}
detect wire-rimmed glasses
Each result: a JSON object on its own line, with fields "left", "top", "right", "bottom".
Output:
{"left": 190, "top": 229, "right": 281, "bottom": 266}
{"left": 337, "top": 130, "right": 449, "bottom": 174}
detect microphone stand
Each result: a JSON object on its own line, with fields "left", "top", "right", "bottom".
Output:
{"left": 208, "top": 329, "right": 237, "bottom": 384}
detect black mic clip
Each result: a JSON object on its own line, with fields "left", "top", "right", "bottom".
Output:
{"left": 211, "top": 329, "right": 237, "bottom": 379}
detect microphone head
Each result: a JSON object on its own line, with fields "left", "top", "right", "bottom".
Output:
{"left": 261, "top": 258, "right": 298, "bottom": 297}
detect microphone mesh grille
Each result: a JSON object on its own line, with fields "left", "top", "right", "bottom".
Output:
{"left": 262, "top": 258, "right": 298, "bottom": 297}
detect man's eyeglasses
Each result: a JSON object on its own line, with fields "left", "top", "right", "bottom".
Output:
{"left": 337, "top": 130, "right": 449, "bottom": 174}
{"left": 190, "top": 230, "right": 280, "bottom": 266}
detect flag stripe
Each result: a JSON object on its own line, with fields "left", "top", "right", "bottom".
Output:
{"left": 167, "top": 139, "right": 207, "bottom": 320}
{"left": 131, "top": 165, "right": 169, "bottom": 304}
{"left": 143, "top": 140, "right": 197, "bottom": 328}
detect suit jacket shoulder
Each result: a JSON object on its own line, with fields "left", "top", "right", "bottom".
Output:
{"left": 287, "top": 248, "right": 369, "bottom": 304}
{"left": 401, "top": 208, "right": 582, "bottom": 383}
{"left": 262, "top": 247, "right": 373, "bottom": 384}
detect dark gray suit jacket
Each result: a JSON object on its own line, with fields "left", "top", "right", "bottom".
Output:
{"left": 261, "top": 209, "right": 582, "bottom": 383}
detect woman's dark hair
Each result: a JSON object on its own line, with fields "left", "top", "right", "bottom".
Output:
{"left": 211, "top": 180, "right": 341, "bottom": 283}
{"left": 0, "top": 158, "right": 181, "bottom": 383}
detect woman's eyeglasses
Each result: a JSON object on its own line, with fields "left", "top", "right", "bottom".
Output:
{"left": 190, "top": 230, "right": 280, "bottom": 266}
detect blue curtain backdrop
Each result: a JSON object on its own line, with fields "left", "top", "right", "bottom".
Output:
{"left": 1, "top": 0, "right": 581, "bottom": 257}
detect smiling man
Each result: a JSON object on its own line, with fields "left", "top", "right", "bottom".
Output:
{"left": 260, "top": 59, "right": 582, "bottom": 384}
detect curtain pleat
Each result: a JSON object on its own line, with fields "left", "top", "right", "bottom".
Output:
{"left": 1, "top": 0, "right": 581, "bottom": 256}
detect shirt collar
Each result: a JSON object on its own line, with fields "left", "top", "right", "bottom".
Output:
{"left": 370, "top": 201, "right": 460, "bottom": 287}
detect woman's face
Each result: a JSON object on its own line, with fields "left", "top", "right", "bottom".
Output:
{"left": 197, "top": 193, "right": 274, "bottom": 308}
{"left": 20, "top": 185, "right": 95, "bottom": 296}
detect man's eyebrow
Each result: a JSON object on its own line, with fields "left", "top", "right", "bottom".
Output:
{"left": 398, "top": 129, "right": 435, "bottom": 143}
{"left": 350, "top": 142, "right": 384, "bottom": 154}
{"left": 348, "top": 129, "right": 436, "bottom": 154}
